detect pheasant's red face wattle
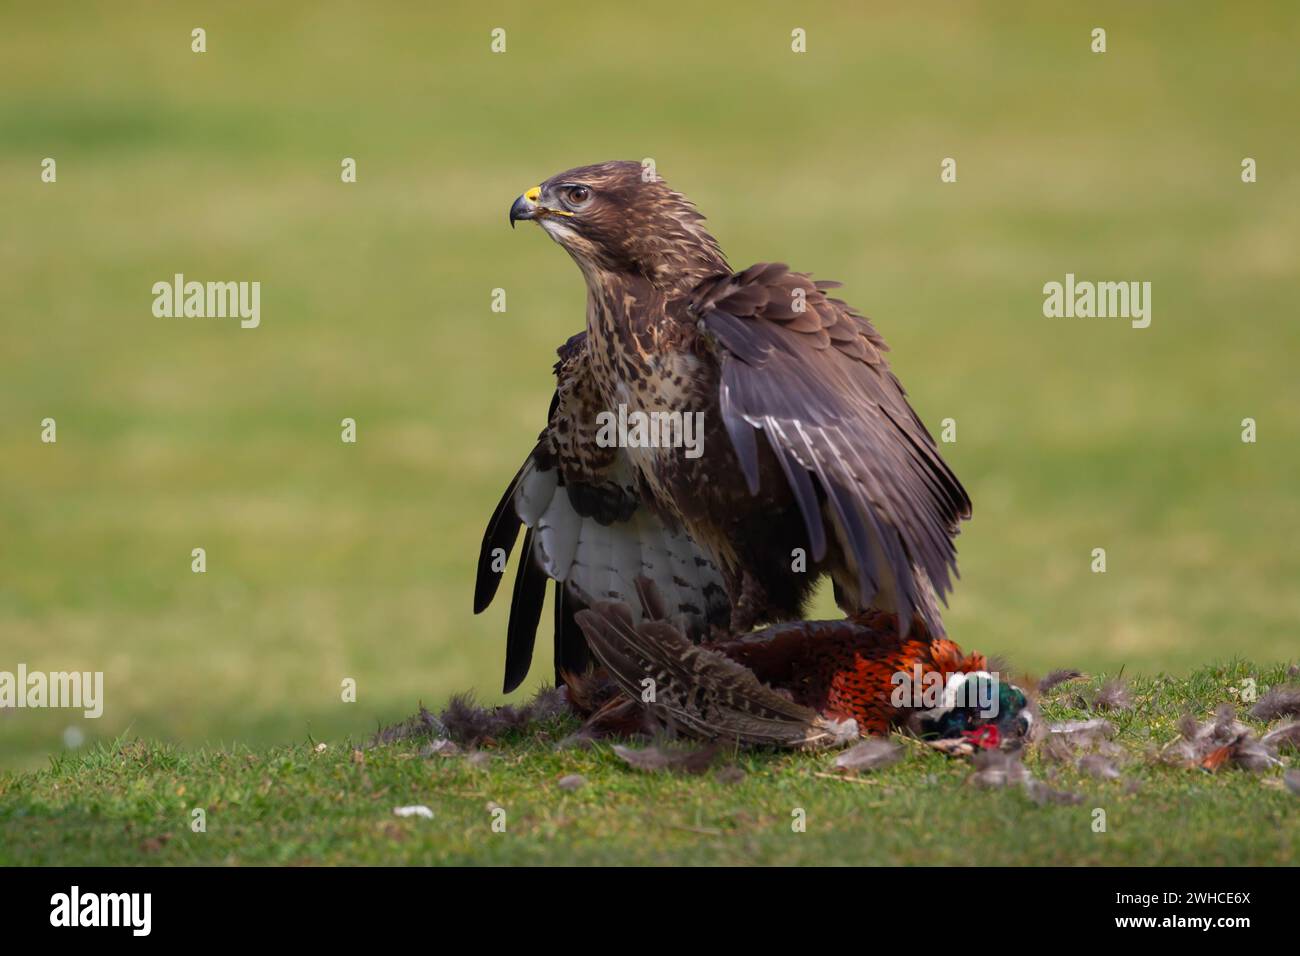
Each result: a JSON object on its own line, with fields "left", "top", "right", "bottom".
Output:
{"left": 961, "top": 725, "right": 1001, "bottom": 750}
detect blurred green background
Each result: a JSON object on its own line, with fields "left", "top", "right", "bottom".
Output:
{"left": 2, "top": 2, "right": 1297, "bottom": 771}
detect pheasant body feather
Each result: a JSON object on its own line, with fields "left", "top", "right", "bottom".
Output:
{"left": 714, "top": 613, "right": 988, "bottom": 735}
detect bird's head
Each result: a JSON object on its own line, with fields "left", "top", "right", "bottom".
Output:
{"left": 915, "top": 672, "right": 1033, "bottom": 750}
{"left": 509, "top": 160, "right": 727, "bottom": 287}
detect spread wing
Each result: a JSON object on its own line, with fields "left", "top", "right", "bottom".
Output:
{"left": 692, "top": 263, "right": 970, "bottom": 635}
{"left": 474, "top": 332, "right": 730, "bottom": 693}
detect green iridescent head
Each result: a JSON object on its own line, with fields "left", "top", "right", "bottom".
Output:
{"left": 918, "top": 672, "right": 1031, "bottom": 747}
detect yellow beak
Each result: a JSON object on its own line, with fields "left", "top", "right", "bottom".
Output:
{"left": 510, "top": 185, "right": 576, "bottom": 228}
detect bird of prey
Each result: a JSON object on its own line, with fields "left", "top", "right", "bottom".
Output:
{"left": 476, "top": 161, "right": 970, "bottom": 693}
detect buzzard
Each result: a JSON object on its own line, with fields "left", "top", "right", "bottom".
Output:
{"left": 476, "top": 161, "right": 970, "bottom": 693}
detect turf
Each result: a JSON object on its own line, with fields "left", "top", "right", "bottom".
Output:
{"left": 3, "top": 663, "right": 1296, "bottom": 866}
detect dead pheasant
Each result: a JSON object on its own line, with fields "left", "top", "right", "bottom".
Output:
{"left": 572, "top": 580, "right": 1031, "bottom": 750}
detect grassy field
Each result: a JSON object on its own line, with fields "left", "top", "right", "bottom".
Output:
{"left": 3, "top": 664, "right": 1296, "bottom": 865}
{"left": 1, "top": 3, "right": 1298, "bottom": 862}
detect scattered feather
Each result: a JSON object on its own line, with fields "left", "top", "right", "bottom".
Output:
{"left": 611, "top": 743, "right": 717, "bottom": 775}
{"left": 1261, "top": 721, "right": 1300, "bottom": 753}
{"left": 435, "top": 686, "right": 574, "bottom": 747}
{"left": 824, "top": 716, "right": 862, "bottom": 746}
{"left": 1092, "top": 678, "right": 1134, "bottom": 712}
{"left": 1226, "top": 736, "right": 1278, "bottom": 772}
{"left": 1078, "top": 753, "right": 1122, "bottom": 780}
{"left": 528, "top": 685, "right": 571, "bottom": 721}
{"left": 393, "top": 805, "right": 434, "bottom": 819}
{"left": 439, "top": 694, "right": 506, "bottom": 745}
{"left": 1163, "top": 705, "right": 1282, "bottom": 772}
{"left": 924, "top": 737, "right": 976, "bottom": 757}
{"left": 1024, "top": 778, "right": 1085, "bottom": 805}
{"left": 968, "top": 751, "right": 1083, "bottom": 803}
{"left": 1285, "top": 769, "right": 1300, "bottom": 796}
{"left": 1041, "top": 716, "right": 1128, "bottom": 784}
{"left": 1038, "top": 669, "right": 1083, "bottom": 695}
{"left": 421, "top": 739, "right": 459, "bottom": 757}
{"left": 968, "top": 751, "right": 1030, "bottom": 788}
{"left": 371, "top": 686, "right": 579, "bottom": 750}
{"left": 1040, "top": 733, "right": 1078, "bottom": 764}
{"left": 1248, "top": 685, "right": 1300, "bottom": 722}
{"left": 1048, "top": 717, "right": 1116, "bottom": 738}
{"left": 714, "top": 765, "right": 747, "bottom": 785}
{"left": 834, "top": 738, "right": 902, "bottom": 773}
{"left": 371, "top": 705, "right": 446, "bottom": 746}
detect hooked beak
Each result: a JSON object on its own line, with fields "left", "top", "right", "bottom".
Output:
{"left": 509, "top": 186, "right": 542, "bottom": 228}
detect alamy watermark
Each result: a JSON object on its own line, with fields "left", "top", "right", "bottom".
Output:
{"left": 0, "top": 665, "right": 103, "bottom": 718}
{"left": 1042, "top": 273, "right": 1151, "bottom": 329}
{"left": 152, "top": 273, "right": 260, "bottom": 328}
{"left": 890, "top": 665, "right": 1000, "bottom": 719}
{"left": 50, "top": 886, "right": 150, "bottom": 936}
{"left": 595, "top": 404, "right": 704, "bottom": 459}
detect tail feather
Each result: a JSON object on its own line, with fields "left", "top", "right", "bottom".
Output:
{"left": 503, "top": 528, "right": 547, "bottom": 693}
{"left": 574, "top": 587, "right": 857, "bottom": 749}
{"left": 473, "top": 458, "right": 529, "bottom": 615}
{"left": 552, "top": 581, "right": 591, "bottom": 685}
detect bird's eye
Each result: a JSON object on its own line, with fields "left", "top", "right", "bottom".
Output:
{"left": 565, "top": 185, "right": 592, "bottom": 207}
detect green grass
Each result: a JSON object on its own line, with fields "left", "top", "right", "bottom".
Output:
{"left": 2, "top": 663, "right": 1296, "bottom": 865}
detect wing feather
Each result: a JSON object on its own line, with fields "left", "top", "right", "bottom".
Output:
{"left": 694, "top": 264, "right": 970, "bottom": 635}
